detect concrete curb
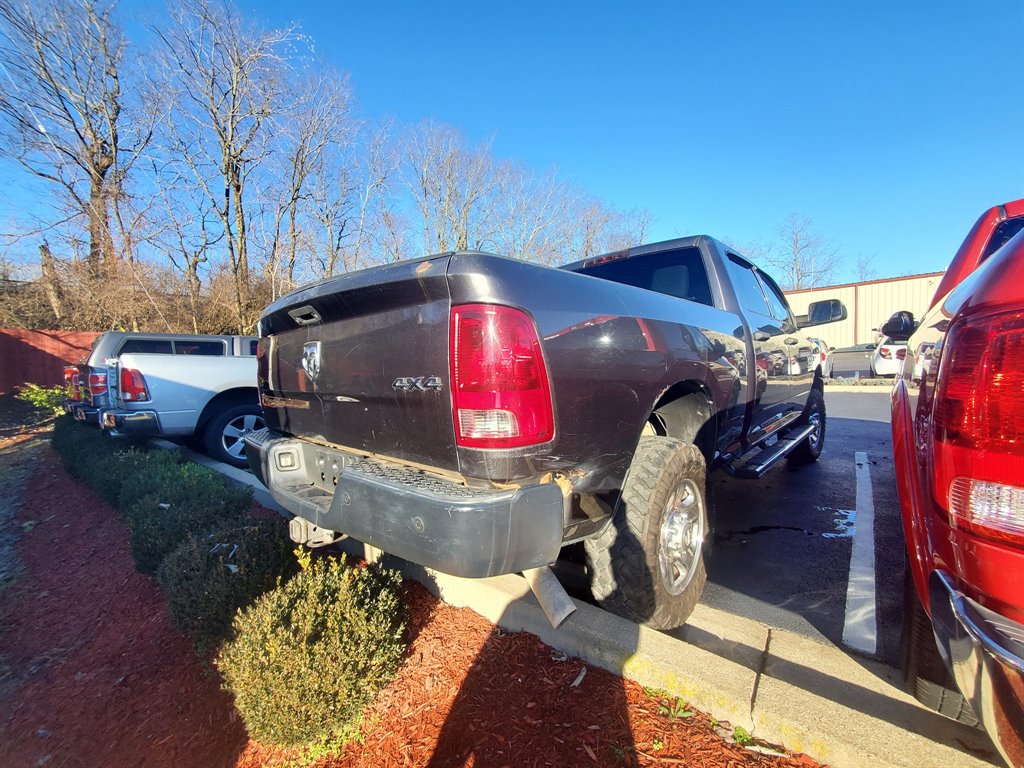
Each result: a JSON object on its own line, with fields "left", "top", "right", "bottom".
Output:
{"left": 172, "top": 443, "right": 998, "bottom": 768}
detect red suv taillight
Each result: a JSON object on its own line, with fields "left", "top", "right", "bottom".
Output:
{"left": 449, "top": 304, "right": 554, "bottom": 449}
{"left": 879, "top": 347, "right": 892, "bottom": 359}
{"left": 119, "top": 367, "right": 150, "bottom": 402}
{"left": 896, "top": 348, "right": 906, "bottom": 360}
{"left": 933, "top": 309, "right": 1024, "bottom": 545}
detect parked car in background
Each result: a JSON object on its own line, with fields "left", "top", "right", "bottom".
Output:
{"left": 81, "top": 333, "right": 262, "bottom": 467}
{"left": 890, "top": 224, "right": 1024, "bottom": 767}
{"left": 63, "top": 332, "right": 257, "bottom": 426}
{"left": 870, "top": 336, "right": 907, "bottom": 377}
{"left": 807, "top": 337, "right": 834, "bottom": 378}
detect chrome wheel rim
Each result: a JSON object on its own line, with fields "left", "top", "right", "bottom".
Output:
{"left": 658, "top": 478, "right": 705, "bottom": 595}
{"left": 808, "top": 406, "right": 822, "bottom": 449}
{"left": 221, "top": 413, "right": 265, "bottom": 460}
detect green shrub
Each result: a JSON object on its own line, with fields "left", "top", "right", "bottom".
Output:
{"left": 122, "top": 463, "right": 252, "bottom": 574}
{"left": 217, "top": 556, "right": 407, "bottom": 750}
{"left": 50, "top": 416, "right": 156, "bottom": 502}
{"left": 16, "top": 383, "right": 65, "bottom": 414}
{"left": 115, "top": 448, "right": 185, "bottom": 507}
{"left": 157, "top": 518, "right": 299, "bottom": 653}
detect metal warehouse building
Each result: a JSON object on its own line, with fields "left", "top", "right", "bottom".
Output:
{"left": 784, "top": 272, "right": 944, "bottom": 349}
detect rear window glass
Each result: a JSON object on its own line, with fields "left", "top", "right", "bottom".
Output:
{"left": 981, "top": 217, "right": 1024, "bottom": 262}
{"left": 118, "top": 339, "right": 173, "bottom": 354}
{"left": 174, "top": 340, "right": 225, "bottom": 356}
{"left": 576, "top": 247, "right": 714, "bottom": 307}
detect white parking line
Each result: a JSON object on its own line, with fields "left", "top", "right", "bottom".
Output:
{"left": 842, "top": 451, "right": 877, "bottom": 654}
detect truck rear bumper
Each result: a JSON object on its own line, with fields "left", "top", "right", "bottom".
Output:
{"left": 244, "top": 428, "right": 566, "bottom": 579}
{"left": 100, "top": 408, "right": 160, "bottom": 436}
{"left": 929, "top": 569, "right": 1024, "bottom": 765}
{"left": 66, "top": 402, "right": 100, "bottom": 425}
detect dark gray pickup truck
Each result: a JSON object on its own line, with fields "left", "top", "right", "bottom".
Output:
{"left": 245, "top": 236, "right": 845, "bottom": 629}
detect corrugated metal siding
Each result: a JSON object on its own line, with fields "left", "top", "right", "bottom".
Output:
{"left": 784, "top": 273, "right": 944, "bottom": 349}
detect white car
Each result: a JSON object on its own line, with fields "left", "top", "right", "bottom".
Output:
{"left": 807, "top": 337, "right": 834, "bottom": 378}
{"left": 870, "top": 336, "right": 907, "bottom": 377}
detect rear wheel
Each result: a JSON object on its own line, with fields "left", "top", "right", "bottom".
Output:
{"left": 585, "top": 436, "right": 708, "bottom": 630}
{"left": 789, "top": 384, "right": 826, "bottom": 464}
{"left": 203, "top": 404, "right": 265, "bottom": 468}
{"left": 901, "top": 572, "right": 979, "bottom": 726}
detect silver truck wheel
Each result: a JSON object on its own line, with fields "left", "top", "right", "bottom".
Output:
{"left": 203, "top": 404, "right": 265, "bottom": 468}
{"left": 585, "top": 436, "right": 708, "bottom": 630}
{"left": 789, "top": 385, "right": 826, "bottom": 464}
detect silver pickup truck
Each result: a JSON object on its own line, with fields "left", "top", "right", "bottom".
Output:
{"left": 75, "top": 332, "right": 263, "bottom": 467}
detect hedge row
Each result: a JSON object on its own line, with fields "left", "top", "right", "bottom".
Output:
{"left": 50, "top": 416, "right": 407, "bottom": 752}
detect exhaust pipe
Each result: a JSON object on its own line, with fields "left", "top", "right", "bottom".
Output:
{"left": 523, "top": 566, "right": 577, "bottom": 628}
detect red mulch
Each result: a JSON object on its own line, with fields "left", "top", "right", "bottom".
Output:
{"left": 1, "top": 442, "right": 824, "bottom": 768}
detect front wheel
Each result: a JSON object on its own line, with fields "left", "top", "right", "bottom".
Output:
{"left": 203, "top": 404, "right": 266, "bottom": 468}
{"left": 789, "top": 385, "right": 826, "bottom": 464}
{"left": 585, "top": 436, "right": 708, "bottom": 630}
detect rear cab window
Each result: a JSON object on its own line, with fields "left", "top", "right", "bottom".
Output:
{"left": 981, "top": 216, "right": 1024, "bottom": 262}
{"left": 575, "top": 246, "right": 715, "bottom": 307}
{"left": 118, "top": 339, "right": 173, "bottom": 355}
{"left": 174, "top": 340, "right": 226, "bottom": 356}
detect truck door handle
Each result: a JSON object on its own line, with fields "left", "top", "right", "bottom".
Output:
{"left": 753, "top": 331, "right": 771, "bottom": 342}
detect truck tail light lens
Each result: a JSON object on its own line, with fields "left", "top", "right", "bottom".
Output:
{"left": 88, "top": 372, "right": 106, "bottom": 395}
{"left": 450, "top": 304, "right": 554, "bottom": 448}
{"left": 63, "top": 366, "right": 79, "bottom": 399}
{"left": 119, "top": 368, "right": 150, "bottom": 402}
{"left": 949, "top": 478, "right": 1024, "bottom": 543}
{"left": 933, "top": 309, "right": 1024, "bottom": 545}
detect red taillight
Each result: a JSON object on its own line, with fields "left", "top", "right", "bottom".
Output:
{"left": 933, "top": 309, "right": 1024, "bottom": 545}
{"left": 449, "top": 304, "right": 554, "bottom": 449}
{"left": 879, "top": 347, "right": 892, "bottom": 359}
{"left": 119, "top": 367, "right": 150, "bottom": 402}
{"left": 88, "top": 372, "right": 106, "bottom": 395}
{"left": 63, "top": 366, "right": 78, "bottom": 399}
{"left": 896, "top": 348, "right": 906, "bottom": 360}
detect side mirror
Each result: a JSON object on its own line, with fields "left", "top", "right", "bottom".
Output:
{"left": 711, "top": 340, "right": 727, "bottom": 360}
{"left": 881, "top": 310, "right": 917, "bottom": 342}
{"left": 801, "top": 299, "right": 848, "bottom": 327}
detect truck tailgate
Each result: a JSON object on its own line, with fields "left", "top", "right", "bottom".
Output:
{"left": 259, "top": 255, "right": 459, "bottom": 473}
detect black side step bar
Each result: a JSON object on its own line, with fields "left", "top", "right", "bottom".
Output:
{"left": 730, "top": 422, "right": 817, "bottom": 479}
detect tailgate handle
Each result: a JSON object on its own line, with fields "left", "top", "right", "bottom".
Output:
{"left": 288, "top": 305, "right": 321, "bottom": 326}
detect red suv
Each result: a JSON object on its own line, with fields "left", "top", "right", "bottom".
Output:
{"left": 891, "top": 200, "right": 1024, "bottom": 767}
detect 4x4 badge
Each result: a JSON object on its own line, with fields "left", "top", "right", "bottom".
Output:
{"left": 392, "top": 376, "right": 443, "bottom": 392}
{"left": 302, "top": 341, "right": 321, "bottom": 383}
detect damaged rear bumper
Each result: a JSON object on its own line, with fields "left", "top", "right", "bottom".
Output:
{"left": 244, "top": 428, "right": 566, "bottom": 578}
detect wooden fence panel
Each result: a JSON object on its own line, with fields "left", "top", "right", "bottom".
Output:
{"left": 0, "top": 329, "right": 102, "bottom": 395}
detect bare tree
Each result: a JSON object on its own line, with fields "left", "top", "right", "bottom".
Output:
{"left": 760, "top": 214, "right": 842, "bottom": 290}
{"left": 402, "top": 122, "right": 503, "bottom": 253}
{"left": 854, "top": 252, "right": 877, "bottom": 282}
{"left": 153, "top": 0, "right": 295, "bottom": 331}
{"left": 0, "top": 0, "right": 150, "bottom": 273}
{"left": 490, "top": 168, "right": 571, "bottom": 264}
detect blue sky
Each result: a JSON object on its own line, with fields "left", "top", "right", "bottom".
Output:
{"left": 3, "top": 0, "right": 1021, "bottom": 282}
{"left": 239, "top": 0, "right": 1023, "bottom": 280}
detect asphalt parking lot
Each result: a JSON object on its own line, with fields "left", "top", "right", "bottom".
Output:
{"left": 703, "top": 390, "right": 904, "bottom": 665}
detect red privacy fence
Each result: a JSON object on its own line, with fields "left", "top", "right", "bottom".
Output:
{"left": 0, "top": 329, "right": 102, "bottom": 395}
